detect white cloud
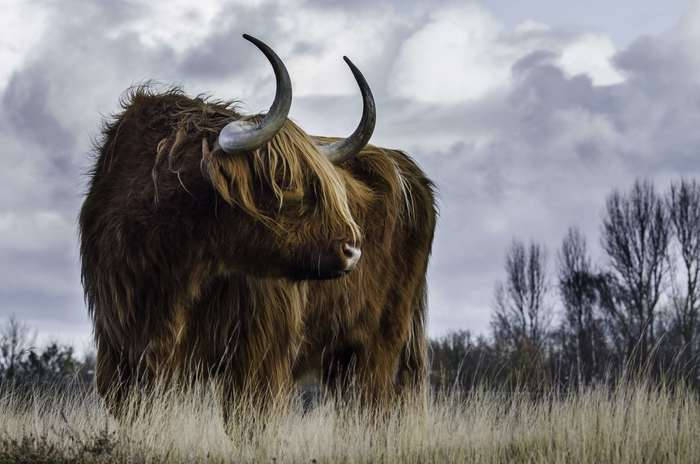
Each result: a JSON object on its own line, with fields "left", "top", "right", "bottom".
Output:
{"left": 0, "top": 0, "right": 48, "bottom": 89}
{"left": 390, "top": 4, "right": 511, "bottom": 103}
{"left": 105, "top": 0, "right": 223, "bottom": 54}
{"left": 558, "top": 34, "right": 624, "bottom": 85}
{"left": 277, "top": 5, "right": 402, "bottom": 97}
{"left": 514, "top": 20, "right": 551, "bottom": 34}
{"left": 389, "top": 4, "right": 624, "bottom": 104}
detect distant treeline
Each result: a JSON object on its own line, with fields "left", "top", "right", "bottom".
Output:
{"left": 431, "top": 178, "right": 700, "bottom": 392}
{"left": 0, "top": 316, "right": 94, "bottom": 389}
{"left": 3, "top": 178, "right": 700, "bottom": 394}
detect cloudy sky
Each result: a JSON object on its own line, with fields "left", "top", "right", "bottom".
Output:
{"left": 1, "top": 0, "right": 698, "bottom": 349}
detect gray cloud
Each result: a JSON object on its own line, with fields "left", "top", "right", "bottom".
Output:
{"left": 371, "top": 24, "right": 700, "bottom": 332}
{"left": 178, "top": 3, "right": 281, "bottom": 78}
{"left": 1, "top": 0, "right": 699, "bottom": 346}
{"left": 3, "top": 72, "right": 76, "bottom": 157}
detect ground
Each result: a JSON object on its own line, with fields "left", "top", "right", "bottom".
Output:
{"left": 0, "top": 381, "right": 697, "bottom": 463}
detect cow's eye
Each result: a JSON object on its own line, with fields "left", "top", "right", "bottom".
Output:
{"left": 278, "top": 190, "right": 313, "bottom": 216}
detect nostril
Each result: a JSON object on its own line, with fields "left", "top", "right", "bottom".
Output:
{"left": 342, "top": 243, "right": 361, "bottom": 259}
{"left": 341, "top": 243, "right": 362, "bottom": 271}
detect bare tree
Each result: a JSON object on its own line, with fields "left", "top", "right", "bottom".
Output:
{"left": 492, "top": 240, "right": 551, "bottom": 352}
{"left": 666, "top": 179, "right": 700, "bottom": 372}
{"left": 557, "top": 227, "right": 608, "bottom": 384}
{"left": 600, "top": 179, "right": 670, "bottom": 364}
{"left": 0, "top": 315, "right": 36, "bottom": 381}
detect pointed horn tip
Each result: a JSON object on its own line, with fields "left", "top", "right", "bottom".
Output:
{"left": 242, "top": 34, "right": 262, "bottom": 46}
{"left": 342, "top": 57, "right": 366, "bottom": 82}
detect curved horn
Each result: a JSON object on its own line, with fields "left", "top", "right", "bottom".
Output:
{"left": 218, "top": 34, "right": 292, "bottom": 154}
{"left": 318, "top": 57, "right": 376, "bottom": 164}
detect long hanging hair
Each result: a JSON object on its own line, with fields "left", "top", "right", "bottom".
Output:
{"left": 146, "top": 87, "right": 362, "bottom": 241}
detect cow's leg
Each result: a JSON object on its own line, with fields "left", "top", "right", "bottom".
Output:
{"left": 394, "top": 277, "right": 429, "bottom": 399}
{"left": 320, "top": 344, "right": 360, "bottom": 401}
{"left": 95, "top": 341, "right": 133, "bottom": 418}
{"left": 217, "top": 357, "right": 294, "bottom": 437}
{"left": 320, "top": 342, "right": 400, "bottom": 407}
{"left": 359, "top": 344, "right": 405, "bottom": 406}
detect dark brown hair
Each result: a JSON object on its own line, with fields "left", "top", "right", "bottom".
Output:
{"left": 80, "top": 85, "right": 436, "bottom": 413}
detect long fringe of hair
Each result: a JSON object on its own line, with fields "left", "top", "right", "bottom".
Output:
{"left": 147, "top": 89, "right": 361, "bottom": 241}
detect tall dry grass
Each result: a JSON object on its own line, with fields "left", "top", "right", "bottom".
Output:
{"left": 0, "top": 380, "right": 698, "bottom": 463}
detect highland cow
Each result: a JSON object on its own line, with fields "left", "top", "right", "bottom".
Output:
{"left": 79, "top": 34, "right": 436, "bottom": 415}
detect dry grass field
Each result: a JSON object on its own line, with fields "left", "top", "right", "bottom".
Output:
{"left": 0, "top": 381, "right": 698, "bottom": 463}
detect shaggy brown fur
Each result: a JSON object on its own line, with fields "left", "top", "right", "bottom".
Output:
{"left": 80, "top": 86, "right": 436, "bottom": 414}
